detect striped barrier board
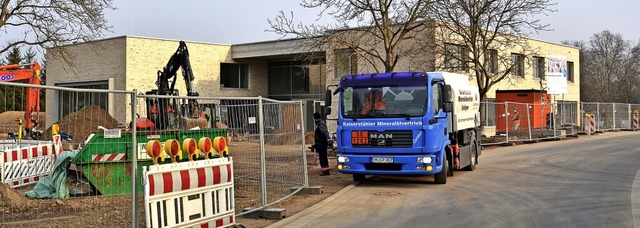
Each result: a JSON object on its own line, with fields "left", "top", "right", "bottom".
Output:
{"left": 91, "top": 153, "right": 126, "bottom": 162}
{"left": 144, "top": 158, "right": 235, "bottom": 228}
{"left": 0, "top": 135, "right": 63, "bottom": 188}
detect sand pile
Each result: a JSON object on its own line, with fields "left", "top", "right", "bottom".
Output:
{"left": 43, "top": 106, "right": 119, "bottom": 144}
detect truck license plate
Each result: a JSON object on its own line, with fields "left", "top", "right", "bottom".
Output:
{"left": 372, "top": 157, "right": 393, "bottom": 163}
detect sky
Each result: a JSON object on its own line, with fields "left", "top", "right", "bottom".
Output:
{"left": 105, "top": 0, "right": 640, "bottom": 46}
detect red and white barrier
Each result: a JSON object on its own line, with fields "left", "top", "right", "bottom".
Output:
{"left": 143, "top": 158, "right": 235, "bottom": 228}
{"left": 91, "top": 153, "right": 126, "bottom": 162}
{"left": 634, "top": 115, "right": 639, "bottom": 129}
{"left": 0, "top": 135, "right": 63, "bottom": 188}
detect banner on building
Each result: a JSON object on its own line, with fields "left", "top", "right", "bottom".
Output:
{"left": 545, "top": 55, "right": 567, "bottom": 94}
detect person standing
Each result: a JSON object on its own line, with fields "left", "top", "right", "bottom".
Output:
{"left": 512, "top": 108, "right": 521, "bottom": 131}
{"left": 313, "top": 112, "right": 332, "bottom": 176}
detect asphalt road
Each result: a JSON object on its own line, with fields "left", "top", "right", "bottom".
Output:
{"left": 270, "top": 131, "right": 640, "bottom": 228}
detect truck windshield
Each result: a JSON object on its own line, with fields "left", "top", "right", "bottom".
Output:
{"left": 341, "top": 86, "right": 427, "bottom": 118}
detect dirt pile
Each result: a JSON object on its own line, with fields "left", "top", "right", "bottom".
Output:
{"left": 0, "top": 111, "right": 46, "bottom": 138}
{"left": 0, "top": 183, "right": 28, "bottom": 211}
{"left": 43, "top": 106, "right": 119, "bottom": 144}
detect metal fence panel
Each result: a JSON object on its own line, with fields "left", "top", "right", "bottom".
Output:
{"left": 0, "top": 81, "right": 139, "bottom": 227}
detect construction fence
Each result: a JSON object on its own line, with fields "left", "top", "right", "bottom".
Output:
{"left": 0, "top": 81, "right": 307, "bottom": 227}
{"left": 479, "top": 101, "right": 640, "bottom": 145}
{"left": 2, "top": 80, "right": 640, "bottom": 226}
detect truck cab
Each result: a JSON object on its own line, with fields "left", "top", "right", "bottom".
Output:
{"left": 327, "top": 72, "right": 480, "bottom": 183}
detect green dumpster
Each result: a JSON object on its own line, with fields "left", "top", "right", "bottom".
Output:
{"left": 72, "top": 128, "right": 227, "bottom": 196}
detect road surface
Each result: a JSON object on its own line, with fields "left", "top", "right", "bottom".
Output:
{"left": 270, "top": 131, "right": 640, "bottom": 227}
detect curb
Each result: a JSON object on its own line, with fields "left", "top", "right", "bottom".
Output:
{"left": 268, "top": 184, "right": 357, "bottom": 228}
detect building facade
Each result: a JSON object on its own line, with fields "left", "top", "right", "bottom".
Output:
{"left": 46, "top": 33, "right": 579, "bottom": 133}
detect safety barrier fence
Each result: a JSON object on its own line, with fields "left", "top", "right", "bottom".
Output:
{"left": 581, "top": 103, "right": 640, "bottom": 132}
{"left": 3, "top": 80, "right": 637, "bottom": 226}
{"left": 480, "top": 101, "right": 640, "bottom": 145}
{"left": 0, "top": 81, "right": 307, "bottom": 227}
{"left": 0, "top": 135, "right": 62, "bottom": 188}
{"left": 143, "top": 158, "right": 235, "bottom": 228}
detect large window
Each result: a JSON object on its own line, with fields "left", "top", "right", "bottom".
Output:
{"left": 221, "top": 63, "right": 249, "bottom": 89}
{"left": 511, "top": 53, "right": 525, "bottom": 77}
{"left": 57, "top": 81, "right": 109, "bottom": 118}
{"left": 484, "top": 49, "right": 498, "bottom": 74}
{"left": 334, "top": 48, "right": 357, "bottom": 78}
{"left": 532, "top": 56, "right": 545, "bottom": 79}
{"left": 567, "top": 61, "right": 575, "bottom": 82}
{"left": 341, "top": 86, "right": 427, "bottom": 118}
{"left": 445, "top": 43, "right": 468, "bottom": 71}
{"left": 268, "top": 61, "right": 310, "bottom": 98}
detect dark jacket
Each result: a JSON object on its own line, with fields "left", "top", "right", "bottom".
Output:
{"left": 314, "top": 119, "right": 331, "bottom": 145}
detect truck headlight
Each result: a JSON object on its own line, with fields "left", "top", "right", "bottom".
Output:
{"left": 337, "top": 156, "right": 349, "bottom": 163}
{"left": 417, "top": 156, "right": 432, "bottom": 163}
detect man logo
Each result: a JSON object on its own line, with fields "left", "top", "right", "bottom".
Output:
{"left": 369, "top": 133, "right": 392, "bottom": 139}
{"left": 378, "top": 139, "right": 386, "bottom": 146}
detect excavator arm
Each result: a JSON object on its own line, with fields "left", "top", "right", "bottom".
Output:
{"left": 156, "top": 41, "right": 199, "bottom": 98}
{"left": 144, "top": 41, "right": 202, "bottom": 130}
{"left": 0, "top": 62, "right": 42, "bottom": 136}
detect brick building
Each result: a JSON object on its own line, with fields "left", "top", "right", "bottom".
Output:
{"left": 45, "top": 34, "right": 579, "bottom": 131}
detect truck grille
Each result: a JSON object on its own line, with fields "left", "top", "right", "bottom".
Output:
{"left": 352, "top": 130, "right": 413, "bottom": 148}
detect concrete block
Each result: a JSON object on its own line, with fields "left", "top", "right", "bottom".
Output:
{"left": 241, "top": 208, "right": 287, "bottom": 220}
{"left": 289, "top": 186, "right": 324, "bottom": 195}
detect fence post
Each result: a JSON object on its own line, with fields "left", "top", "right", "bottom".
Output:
{"left": 131, "top": 90, "right": 138, "bottom": 228}
{"left": 505, "top": 102, "right": 509, "bottom": 142}
{"left": 300, "top": 101, "right": 309, "bottom": 187}
{"left": 596, "top": 103, "right": 600, "bottom": 132}
{"left": 612, "top": 103, "right": 616, "bottom": 131}
{"left": 553, "top": 102, "right": 557, "bottom": 138}
{"left": 629, "top": 104, "right": 632, "bottom": 129}
{"left": 527, "top": 104, "right": 532, "bottom": 140}
{"left": 580, "top": 102, "right": 584, "bottom": 132}
{"left": 258, "top": 96, "right": 267, "bottom": 207}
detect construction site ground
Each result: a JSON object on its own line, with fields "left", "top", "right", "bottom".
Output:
{"left": 0, "top": 106, "right": 353, "bottom": 227}
{"left": 0, "top": 155, "right": 352, "bottom": 228}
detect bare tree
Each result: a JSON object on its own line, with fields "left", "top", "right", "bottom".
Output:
{"left": 618, "top": 39, "right": 640, "bottom": 103}
{"left": 562, "top": 40, "right": 597, "bottom": 102}
{"left": 268, "top": 0, "right": 435, "bottom": 73}
{"left": 0, "top": 0, "right": 115, "bottom": 60}
{"left": 427, "top": 0, "right": 554, "bottom": 128}
{"left": 585, "top": 31, "right": 630, "bottom": 102}
{"left": 429, "top": 0, "right": 555, "bottom": 103}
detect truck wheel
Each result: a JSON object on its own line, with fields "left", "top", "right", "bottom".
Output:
{"left": 464, "top": 144, "right": 477, "bottom": 171}
{"left": 353, "top": 174, "right": 365, "bottom": 183}
{"left": 434, "top": 157, "right": 448, "bottom": 184}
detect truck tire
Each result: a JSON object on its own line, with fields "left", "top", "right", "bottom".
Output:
{"left": 463, "top": 144, "right": 477, "bottom": 171}
{"left": 353, "top": 174, "right": 365, "bottom": 183}
{"left": 434, "top": 157, "right": 448, "bottom": 184}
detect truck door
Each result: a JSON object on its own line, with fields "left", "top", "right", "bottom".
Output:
{"left": 430, "top": 81, "right": 448, "bottom": 147}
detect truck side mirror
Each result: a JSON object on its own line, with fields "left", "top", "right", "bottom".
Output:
{"left": 325, "top": 89, "right": 332, "bottom": 105}
{"left": 324, "top": 106, "right": 332, "bottom": 116}
{"left": 443, "top": 85, "right": 453, "bottom": 103}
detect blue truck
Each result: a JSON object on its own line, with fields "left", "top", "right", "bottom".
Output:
{"left": 324, "top": 72, "right": 481, "bottom": 184}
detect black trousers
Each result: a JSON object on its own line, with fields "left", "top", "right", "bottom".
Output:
{"left": 316, "top": 142, "right": 329, "bottom": 169}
